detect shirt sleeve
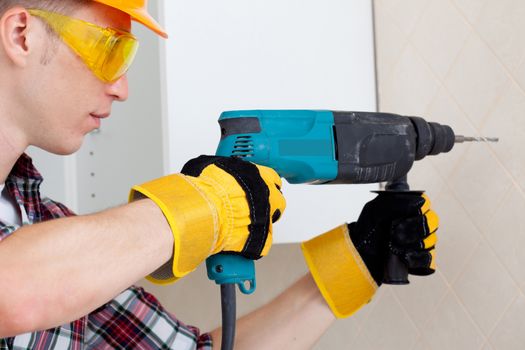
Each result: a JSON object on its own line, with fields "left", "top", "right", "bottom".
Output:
{"left": 0, "top": 221, "right": 18, "bottom": 242}
{"left": 85, "top": 286, "right": 213, "bottom": 350}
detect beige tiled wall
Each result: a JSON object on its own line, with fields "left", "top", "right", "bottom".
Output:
{"left": 373, "top": 0, "right": 525, "bottom": 349}
{"left": 140, "top": 1, "right": 525, "bottom": 349}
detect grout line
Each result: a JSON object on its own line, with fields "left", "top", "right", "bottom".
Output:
{"left": 410, "top": 335, "right": 423, "bottom": 350}
{"left": 415, "top": 160, "right": 483, "bottom": 287}
{"left": 441, "top": 0, "right": 482, "bottom": 82}
{"left": 349, "top": 286, "right": 386, "bottom": 343}
{"left": 485, "top": 292, "right": 520, "bottom": 342}
{"left": 449, "top": 286, "right": 490, "bottom": 345}
{"left": 420, "top": 286, "right": 489, "bottom": 349}
{"left": 483, "top": 183, "right": 515, "bottom": 229}
{"left": 410, "top": 26, "right": 503, "bottom": 135}
{"left": 462, "top": 137, "right": 525, "bottom": 217}
{"left": 376, "top": 39, "right": 411, "bottom": 104}
{"left": 417, "top": 0, "right": 473, "bottom": 85}
{"left": 450, "top": 142, "right": 512, "bottom": 225}
{"left": 373, "top": 2, "right": 425, "bottom": 106}
{"left": 452, "top": 252, "right": 521, "bottom": 340}
{"left": 388, "top": 286, "right": 423, "bottom": 347}
{"left": 487, "top": 339, "right": 497, "bottom": 350}
{"left": 445, "top": 240, "right": 482, "bottom": 292}
{"left": 449, "top": 0, "right": 525, "bottom": 108}
{"left": 439, "top": 179, "right": 523, "bottom": 294}
{"left": 419, "top": 271, "right": 453, "bottom": 331}
{"left": 478, "top": 136, "right": 525, "bottom": 202}
{"left": 449, "top": 0, "right": 487, "bottom": 24}
{"left": 377, "top": 0, "right": 431, "bottom": 41}
{"left": 433, "top": 154, "right": 516, "bottom": 270}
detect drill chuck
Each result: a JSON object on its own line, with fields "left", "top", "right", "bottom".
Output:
{"left": 409, "top": 117, "right": 455, "bottom": 160}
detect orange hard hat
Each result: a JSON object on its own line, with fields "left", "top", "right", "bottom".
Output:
{"left": 92, "top": 0, "right": 167, "bottom": 38}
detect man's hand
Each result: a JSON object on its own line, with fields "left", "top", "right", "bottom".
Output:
{"left": 130, "top": 155, "right": 285, "bottom": 283}
{"left": 301, "top": 192, "right": 438, "bottom": 318}
{"left": 350, "top": 191, "right": 438, "bottom": 286}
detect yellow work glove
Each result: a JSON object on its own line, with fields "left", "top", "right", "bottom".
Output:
{"left": 302, "top": 192, "right": 438, "bottom": 318}
{"left": 130, "top": 155, "right": 286, "bottom": 284}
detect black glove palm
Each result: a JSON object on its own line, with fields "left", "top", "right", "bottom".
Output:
{"left": 349, "top": 191, "right": 438, "bottom": 286}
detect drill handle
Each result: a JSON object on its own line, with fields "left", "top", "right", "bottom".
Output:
{"left": 382, "top": 177, "right": 410, "bottom": 285}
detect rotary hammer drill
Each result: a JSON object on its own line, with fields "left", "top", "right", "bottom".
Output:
{"left": 206, "top": 110, "right": 497, "bottom": 350}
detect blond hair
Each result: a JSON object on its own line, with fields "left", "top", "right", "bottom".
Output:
{"left": 0, "top": 0, "right": 88, "bottom": 16}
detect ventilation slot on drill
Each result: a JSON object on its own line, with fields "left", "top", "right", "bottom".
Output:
{"left": 231, "top": 136, "right": 255, "bottom": 158}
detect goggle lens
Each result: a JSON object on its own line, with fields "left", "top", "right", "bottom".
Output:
{"left": 28, "top": 9, "right": 139, "bottom": 83}
{"left": 100, "top": 36, "right": 139, "bottom": 82}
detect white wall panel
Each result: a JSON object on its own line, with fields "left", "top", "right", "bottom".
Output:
{"left": 162, "top": 0, "right": 378, "bottom": 242}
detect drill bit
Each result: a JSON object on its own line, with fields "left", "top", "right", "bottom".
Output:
{"left": 455, "top": 135, "right": 499, "bottom": 143}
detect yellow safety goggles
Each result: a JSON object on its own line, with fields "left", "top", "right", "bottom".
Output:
{"left": 28, "top": 9, "right": 139, "bottom": 83}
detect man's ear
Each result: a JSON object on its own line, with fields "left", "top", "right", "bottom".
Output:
{"left": 0, "top": 7, "right": 32, "bottom": 67}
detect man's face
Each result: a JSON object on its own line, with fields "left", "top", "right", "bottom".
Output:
{"left": 21, "top": 2, "right": 131, "bottom": 155}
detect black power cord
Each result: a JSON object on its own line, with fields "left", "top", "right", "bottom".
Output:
{"left": 220, "top": 284, "right": 236, "bottom": 350}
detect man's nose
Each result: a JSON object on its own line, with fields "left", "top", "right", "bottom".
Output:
{"left": 105, "top": 75, "right": 129, "bottom": 101}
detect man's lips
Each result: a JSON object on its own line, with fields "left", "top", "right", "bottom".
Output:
{"left": 90, "top": 112, "right": 110, "bottom": 119}
{"left": 89, "top": 113, "right": 109, "bottom": 130}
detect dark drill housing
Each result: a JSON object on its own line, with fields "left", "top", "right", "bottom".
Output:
{"left": 332, "top": 111, "right": 455, "bottom": 184}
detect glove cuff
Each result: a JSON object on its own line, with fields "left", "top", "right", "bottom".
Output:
{"left": 301, "top": 224, "right": 378, "bottom": 318}
{"left": 130, "top": 174, "right": 219, "bottom": 284}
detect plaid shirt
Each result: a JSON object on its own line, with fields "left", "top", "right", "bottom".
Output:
{"left": 0, "top": 154, "right": 213, "bottom": 350}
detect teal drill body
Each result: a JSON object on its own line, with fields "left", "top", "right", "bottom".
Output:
{"left": 217, "top": 110, "right": 338, "bottom": 183}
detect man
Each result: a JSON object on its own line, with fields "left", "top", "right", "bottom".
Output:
{"left": 0, "top": 0, "right": 439, "bottom": 349}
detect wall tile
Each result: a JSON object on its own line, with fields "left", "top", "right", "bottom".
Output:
{"left": 485, "top": 186, "right": 525, "bottom": 288}
{"left": 352, "top": 286, "right": 388, "bottom": 327}
{"left": 374, "top": 3, "right": 408, "bottom": 88}
{"left": 490, "top": 295, "right": 525, "bottom": 350}
{"left": 422, "top": 292, "right": 485, "bottom": 350}
{"left": 514, "top": 57, "right": 525, "bottom": 93}
{"left": 474, "top": 0, "right": 525, "bottom": 73}
{"left": 482, "top": 81, "right": 525, "bottom": 192}
{"left": 410, "top": 0, "right": 471, "bottom": 80}
{"left": 360, "top": 288, "right": 420, "bottom": 349}
{"left": 347, "top": 332, "right": 375, "bottom": 350}
{"left": 404, "top": 161, "right": 447, "bottom": 200}
{"left": 451, "top": 0, "right": 487, "bottom": 24}
{"left": 425, "top": 87, "right": 478, "bottom": 180}
{"left": 444, "top": 33, "right": 510, "bottom": 129}
{"left": 482, "top": 341, "right": 495, "bottom": 350}
{"left": 412, "top": 337, "right": 432, "bottom": 350}
{"left": 381, "top": 44, "right": 441, "bottom": 116}
{"left": 313, "top": 316, "right": 360, "bottom": 350}
{"left": 378, "top": 0, "right": 431, "bottom": 37}
{"left": 447, "top": 142, "right": 512, "bottom": 229}
{"left": 453, "top": 242, "right": 519, "bottom": 334}
{"left": 431, "top": 190, "right": 482, "bottom": 283}
{"left": 392, "top": 271, "right": 449, "bottom": 329}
